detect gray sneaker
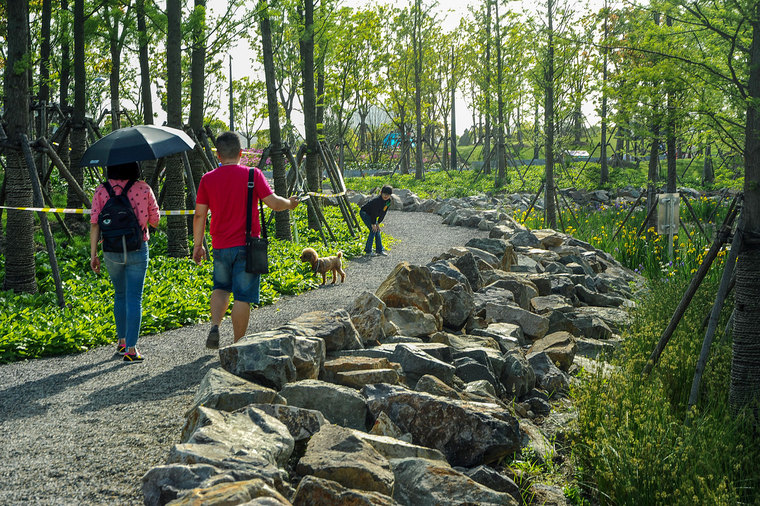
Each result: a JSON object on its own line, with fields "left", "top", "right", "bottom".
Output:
{"left": 206, "top": 325, "right": 220, "bottom": 349}
{"left": 378, "top": 250, "right": 388, "bottom": 256}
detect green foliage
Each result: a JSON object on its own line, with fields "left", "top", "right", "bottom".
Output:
{"left": 571, "top": 271, "right": 760, "bottom": 505}
{"left": 0, "top": 204, "right": 369, "bottom": 363}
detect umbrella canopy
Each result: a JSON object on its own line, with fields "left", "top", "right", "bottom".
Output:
{"left": 80, "top": 125, "right": 195, "bottom": 167}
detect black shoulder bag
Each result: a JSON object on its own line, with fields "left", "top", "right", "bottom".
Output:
{"left": 245, "top": 168, "right": 269, "bottom": 274}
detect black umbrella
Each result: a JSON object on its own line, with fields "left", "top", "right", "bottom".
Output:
{"left": 79, "top": 125, "right": 195, "bottom": 167}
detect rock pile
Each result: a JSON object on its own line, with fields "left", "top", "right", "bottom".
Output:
{"left": 143, "top": 196, "right": 643, "bottom": 506}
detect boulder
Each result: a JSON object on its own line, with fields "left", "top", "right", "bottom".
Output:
{"left": 362, "top": 383, "right": 522, "bottom": 467}
{"left": 430, "top": 331, "right": 502, "bottom": 353}
{"left": 249, "top": 404, "right": 327, "bottom": 442}
{"left": 142, "top": 464, "right": 220, "bottom": 506}
{"left": 488, "top": 304, "right": 549, "bottom": 340}
{"left": 510, "top": 230, "right": 541, "bottom": 248}
{"left": 414, "top": 374, "right": 463, "bottom": 401}
{"left": 375, "top": 262, "right": 443, "bottom": 320}
{"left": 462, "top": 465, "right": 520, "bottom": 500}
{"left": 576, "top": 336, "right": 621, "bottom": 359}
{"left": 219, "top": 331, "right": 297, "bottom": 390}
{"left": 171, "top": 407, "right": 293, "bottom": 483}
{"left": 527, "top": 331, "right": 577, "bottom": 371}
{"left": 530, "top": 483, "right": 571, "bottom": 506}
{"left": 283, "top": 309, "right": 363, "bottom": 352}
{"left": 439, "top": 284, "right": 475, "bottom": 330}
{"left": 483, "top": 277, "right": 539, "bottom": 310}
{"left": 168, "top": 478, "right": 291, "bottom": 506}
{"left": 369, "top": 411, "right": 413, "bottom": 442}
{"left": 530, "top": 294, "right": 574, "bottom": 315}
{"left": 322, "top": 356, "right": 403, "bottom": 388}
{"left": 187, "top": 368, "right": 282, "bottom": 416}
{"left": 470, "top": 322, "right": 525, "bottom": 349}
{"left": 390, "top": 458, "right": 518, "bottom": 506}
{"left": 384, "top": 306, "right": 439, "bottom": 337}
{"left": 532, "top": 229, "right": 565, "bottom": 248}
{"left": 280, "top": 379, "right": 369, "bottom": 431}
{"left": 353, "top": 431, "right": 447, "bottom": 463}
{"left": 427, "top": 260, "right": 472, "bottom": 292}
{"left": 392, "top": 343, "right": 456, "bottom": 387}
{"left": 464, "top": 237, "right": 509, "bottom": 258}
{"left": 292, "top": 476, "right": 397, "bottom": 506}
{"left": 564, "top": 311, "right": 614, "bottom": 340}
{"left": 500, "top": 349, "right": 536, "bottom": 399}
{"left": 575, "top": 284, "right": 625, "bottom": 307}
{"left": 526, "top": 352, "right": 569, "bottom": 393}
{"left": 347, "top": 292, "right": 396, "bottom": 344}
{"left": 573, "top": 306, "right": 631, "bottom": 334}
{"left": 454, "top": 357, "right": 501, "bottom": 395}
{"left": 452, "top": 252, "right": 484, "bottom": 291}
{"left": 296, "top": 424, "right": 394, "bottom": 496}
{"left": 293, "top": 336, "right": 326, "bottom": 380}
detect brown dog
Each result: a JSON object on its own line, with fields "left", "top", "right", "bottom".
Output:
{"left": 300, "top": 247, "right": 346, "bottom": 285}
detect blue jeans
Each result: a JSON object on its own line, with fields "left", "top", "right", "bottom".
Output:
{"left": 212, "top": 246, "right": 261, "bottom": 304}
{"left": 104, "top": 241, "right": 149, "bottom": 349}
{"left": 360, "top": 210, "right": 383, "bottom": 253}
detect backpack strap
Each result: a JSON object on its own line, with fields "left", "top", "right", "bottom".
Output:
{"left": 246, "top": 169, "right": 267, "bottom": 240}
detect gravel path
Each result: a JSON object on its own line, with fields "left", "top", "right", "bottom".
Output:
{"left": 0, "top": 210, "right": 488, "bottom": 505}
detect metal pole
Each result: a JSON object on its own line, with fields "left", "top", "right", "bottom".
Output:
{"left": 229, "top": 55, "right": 234, "bottom": 131}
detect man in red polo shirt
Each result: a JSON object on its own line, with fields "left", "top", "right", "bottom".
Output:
{"left": 192, "top": 132, "right": 299, "bottom": 348}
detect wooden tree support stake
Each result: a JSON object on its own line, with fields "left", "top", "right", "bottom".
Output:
{"left": 642, "top": 202, "right": 739, "bottom": 377}
{"left": 680, "top": 192, "right": 708, "bottom": 241}
{"left": 611, "top": 192, "right": 644, "bottom": 242}
{"left": 523, "top": 182, "right": 545, "bottom": 223}
{"left": 20, "top": 134, "right": 65, "bottom": 308}
{"left": 688, "top": 212, "right": 743, "bottom": 407}
{"left": 36, "top": 137, "right": 91, "bottom": 208}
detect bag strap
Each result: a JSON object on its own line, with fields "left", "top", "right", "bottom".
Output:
{"left": 103, "top": 179, "right": 136, "bottom": 199}
{"left": 246, "top": 169, "right": 267, "bottom": 240}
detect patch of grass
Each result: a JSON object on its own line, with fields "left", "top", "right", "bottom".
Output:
{"left": 0, "top": 204, "right": 369, "bottom": 363}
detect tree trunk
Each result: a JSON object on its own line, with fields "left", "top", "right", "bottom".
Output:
{"left": 59, "top": 0, "right": 71, "bottom": 174}
{"left": 108, "top": 8, "right": 122, "bottom": 132}
{"left": 188, "top": 0, "right": 207, "bottom": 192}
{"left": 66, "top": 0, "right": 87, "bottom": 229}
{"left": 165, "top": 0, "right": 188, "bottom": 257}
{"left": 730, "top": 9, "right": 760, "bottom": 415}
{"left": 450, "top": 45, "right": 457, "bottom": 170}
{"left": 413, "top": 0, "right": 424, "bottom": 180}
{"left": 600, "top": 0, "right": 609, "bottom": 185}
{"left": 533, "top": 98, "right": 540, "bottom": 160}
{"left": 259, "top": 0, "right": 291, "bottom": 241}
{"left": 300, "top": 0, "right": 320, "bottom": 230}
{"left": 544, "top": 0, "right": 556, "bottom": 229}
{"left": 702, "top": 143, "right": 714, "bottom": 185}
{"left": 38, "top": 0, "right": 52, "bottom": 186}
{"left": 136, "top": 0, "right": 157, "bottom": 191}
{"left": 495, "top": 0, "right": 506, "bottom": 186}
{"left": 3, "top": 0, "right": 37, "bottom": 293}
{"left": 647, "top": 123, "right": 660, "bottom": 231}
{"left": 665, "top": 96, "right": 677, "bottom": 193}
{"left": 483, "top": 0, "right": 492, "bottom": 175}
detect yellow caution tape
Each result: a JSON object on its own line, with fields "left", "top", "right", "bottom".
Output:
{"left": 306, "top": 190, "right": 346, "bottom": 198}
{"left": 0, "top": 205, "right": 194, "bottom": 216}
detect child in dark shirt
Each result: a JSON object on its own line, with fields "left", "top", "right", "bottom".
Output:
{"left": 359, "top": 186, "right": 393, "bottom": 256}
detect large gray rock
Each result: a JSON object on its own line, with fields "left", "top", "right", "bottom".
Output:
{"left": 527, "top": 352, "right": 570, "bottom": 393}
{"left": 500, "top": 349, "right": 536, "bottom": 399}
{"left": 452, "top": 252, "right": 484, "bottom": 291}
{"left": 463, "top": 465, "right": 521, "bottom": 500}
{"left": 142, "top": 464, "right": 220, "bottom": 506}
{"left": 292, "top": 476, "right": 398, "bottom": 506}
{"left": 510, "top": 230, "right": 541, "bottom": 248}
{"left": 427, "top": 260, "right": 472, "bottom": 292}
{"left": 168, "top": 478, "right": 291, "bottom": 505}
{"left": 530, "top": 294, "right": 574, "bottom": 315}
{"left": 527, "top": 331, "right": 577, "bottom": 371}
{"left": 219, "top": 331, "right": 297, "bottom": 390}
{"left": 575, "top": 284, "right": 625, "bottom": 307}
{"left": 564, "top": 311, "right": 614, "bottom": 340}
{"left": 470, "top": 322, "right": 525, "bottom": 349}
{"left": 385, "top": 306, "right": 439, "bottom": 337}
{"left": 187, "top": 368, "right": 282, "bottom": 415}
{"left": 488, "top": 304, "right": 549, "bottom": 340}
{"left": 464, "top": 237, "right": 509, "bottom": 258}
{"left": 283, "top": 309, "right": 363, "bottom": 352}
{"left": 392, "top": 343, "right": 456, "bottom": 387}
{"left": 573, "top": 306, "right": 631, "bottom": 334}
{"left": 390, "top": 458, "right": 519, "bottom": 506}
{"left": 347, "top": 292, "right": 397, "bottom": 344}
{"left": 280, "top": 379, "right": 369, "bottom": 431}
{"left": 362, "top": 383, "right": 522, "bottom": 467}
{"left": 250, "top": 404, "right": 327, "bottom": 442}
{"left": 454, "top": 357, "right": 501, "bottom": 395}
{"left": 293, "top": 336, "right": 326, "bottom": 380}
{"left": 296, "top": 424, "right": 395, "bottom": 496}
{"left": 170, "top": 407, "right": 293, "bottom": 482}
{"left": 375, "top": 262, "right": 443, "bottom": 322}
{"left": 483, "top": 277, "right": 539, "bottom": 310}
{"left": 353, "top": 431, "right": 448, "bottom": 463}
{"left": 439, "top": 284, "right": 475, "bottom": 330}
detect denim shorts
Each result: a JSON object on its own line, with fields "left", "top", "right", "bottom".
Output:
{"left": 212, "top": 246, "right": 261, "bottom": 304}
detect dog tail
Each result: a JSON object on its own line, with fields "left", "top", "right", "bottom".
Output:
{"left": 337, "top": 251, "right": 343, "bottom": 258}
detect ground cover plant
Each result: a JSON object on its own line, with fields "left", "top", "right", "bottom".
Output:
{"left": 0, "top": 204, "right": 373, "bottom": 363}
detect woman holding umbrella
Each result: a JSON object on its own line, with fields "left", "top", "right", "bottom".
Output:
{"left": 89, "top": 162, "right": 160, "bottom": 363}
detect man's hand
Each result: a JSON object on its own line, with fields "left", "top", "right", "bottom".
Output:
{"left": 372, "top": 224, "right": 379, "bottom": 232}
{"left": 192, "top": 244, "right": 207, "bottom": 265}
{"left": 90, "top": 256, "right": 101, "bottom": 274}
{"left": 288, "top": 196, "right": 299, "bottom": 210}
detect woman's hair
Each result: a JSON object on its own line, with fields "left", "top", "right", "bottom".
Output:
{"left": 381, "top": 185, "right": 393, "bottom": 195}
{"left": 106, "top": 162, "right": 141, "bottom": 180}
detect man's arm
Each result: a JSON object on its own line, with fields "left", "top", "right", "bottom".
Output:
{"left": 192, "top": 203, "right": 209, "bottom": 264}
{"left": 262, "top": 193, "right": 299, "bottom": 211}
